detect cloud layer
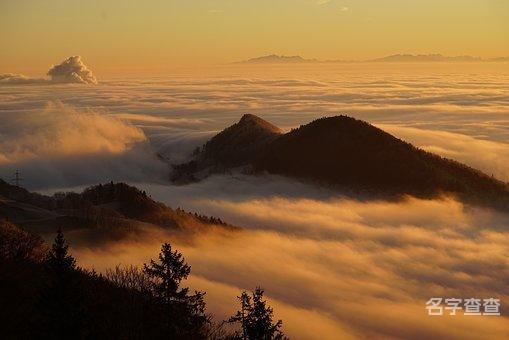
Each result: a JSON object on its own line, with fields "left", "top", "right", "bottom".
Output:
{"left": 0, "top": 101, "right": 168, "bottom": 189}
{"left": 71, "top": 176, "right": 509, "bottom": 339}
{"left": 1, "top": 64, "right": 508, "bottom": 188}
{"left": 2, "top": 64, "right": 507, "bottom": 338}
{"left": 0, "top": 73, "right": 46, "bottom": 85}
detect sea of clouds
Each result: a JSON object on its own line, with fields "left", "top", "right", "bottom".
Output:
{"left": 74, "top": 176, "right": 509, "bottom": 339}
{"left": 1, "top": 63, "right": 508, "bottom": 189}
{"left": 1, "top": 62, "right": 509, "bottom": 338}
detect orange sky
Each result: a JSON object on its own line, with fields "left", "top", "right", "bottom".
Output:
{"left": 1, "top": 0, "right": 508, "bottom": 74}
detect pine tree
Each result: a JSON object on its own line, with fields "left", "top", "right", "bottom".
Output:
{"left": 45, "top": 227, "right": 76, "bottom": 274}
{"left": 229, "top": 288, "right": 287, "bottom": 340}
{"left": 39, "top": 228, "right": 84, "bottom": 339}
{"left": 143, "top": 243, "right": 209, "bottom": 337}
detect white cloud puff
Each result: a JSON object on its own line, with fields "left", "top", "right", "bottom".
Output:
{"left": 47, "top": 55, "right": 98, "bottom": 84}
{"left": 0, "top": 55, "right": 97, "bottom": 85}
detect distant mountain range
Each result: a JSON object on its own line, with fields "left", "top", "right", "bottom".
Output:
{"left": 237, "top": 55, "right": 320, "bottom": 64}
{"left": 172, "top": 114, "right": 509, "bottom": 211}
{"left": 237, "top": 54, "right": 509, "bottom": 64}
{"left": 370, "top": 54, "right": 483, "bottom": 62}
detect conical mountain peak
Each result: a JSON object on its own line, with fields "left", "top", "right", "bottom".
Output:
{"left": 237, "top": 114, "right": 282, "bottom": 134}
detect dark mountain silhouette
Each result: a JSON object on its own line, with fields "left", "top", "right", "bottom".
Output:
{"left": 0, "top": 180, "right": 235, "bottom": 236}
{"left": 197, "top": 113, "right": 281, "bottom": 166}
{"left": 0, "top": 179, "right": 55, "bottom": 209}
{"left": 173, "top": 115, "right": 509, "bottom": 210}
{"left": 172, "top": 114, "right": 282, "bottom": 182}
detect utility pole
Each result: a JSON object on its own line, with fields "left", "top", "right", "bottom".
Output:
{"left": 11, "top": 170, "right": 22, "bottom": 187}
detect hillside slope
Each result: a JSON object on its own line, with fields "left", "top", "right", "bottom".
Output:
{"left": 0, "top": 220, "right": 211, "bottom": 339}
{"left": 0, "top": 180, "right": 234, "bottom": 235}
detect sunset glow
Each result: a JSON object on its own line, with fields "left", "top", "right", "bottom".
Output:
{"left": 1, "top": 1, "right": 508, "bottom": 339}
{"left": 1, "top": 0, "right": 508, "bottom": 74}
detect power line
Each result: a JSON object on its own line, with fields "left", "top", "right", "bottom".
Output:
{"left": 11, "top": 170, "right": 23, "bottom": 187}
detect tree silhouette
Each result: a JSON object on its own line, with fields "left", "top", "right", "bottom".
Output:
{"left": 229, "top": 288, "right": 287, "bottom": 340}
{"left": 45, "top": 227, "right": 76, "bottom": 274}
{"left": 143, "top": 243, "right": 209, "bottom": 337}
{"left": 39, "top": 228, "right": 84, "bottom": 339}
